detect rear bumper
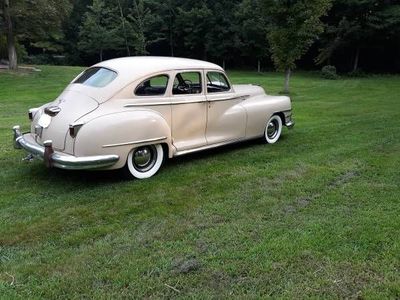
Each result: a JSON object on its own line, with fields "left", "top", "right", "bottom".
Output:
{"left": 13, "top": 125, "right": 119, "bottom": 170}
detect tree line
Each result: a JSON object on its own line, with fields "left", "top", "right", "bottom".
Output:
{"left": 1, "top": 0, "right": 400, "bottom": 91}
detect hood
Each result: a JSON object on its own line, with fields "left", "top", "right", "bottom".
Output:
{"left": 32, "top": 90, "right": 99, "bottom": 151}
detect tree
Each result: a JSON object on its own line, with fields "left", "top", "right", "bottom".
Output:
{"left": 144, "top": 0, "right": 178, "bottom": 56}
{"left": 235, "top": 0, "right": 268, "bottom": 72}
{"left": 175, "top": 3, "right": 213, "bottom": 59}
{"left": 1, "top": 0, "right": 16, "bottom": 69}
{"left": 78, "top": 0, "right": 123, "bottom": 62}
{"left": 317, "top": 0, "right": 400, "bottom": 72}
{"left": 0, "top": 0, "right": 70, "bottom": 70}
{"left": 206, "top": 0, "right": 241, "bottom": 69}
{"left": 127, "top": 0, "right": 158, "bottom": 55}
{"left": 260, "top": 0, "right": 332, "bottom": 93}
{"left": 62, "top": 0, "right": 92, "bottom": 65}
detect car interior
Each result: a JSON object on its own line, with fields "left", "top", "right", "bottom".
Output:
{"left": 206, "top": 72, "right": 230, "bottom": 93}
{"left": 135, "top": 75, "right": 169, "bottom": 96}
{"left": 173, "top": 72, "right": 202, "bottom": 95}
{"left": 135, "top": 71, "right": 231, "bottom": 96}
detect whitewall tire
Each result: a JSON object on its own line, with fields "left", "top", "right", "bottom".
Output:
{"left": 126, "top": 144, "right": 164, "bottom": 179}
{"left": 264, "top": 115, "right": 283, "bottom": 144}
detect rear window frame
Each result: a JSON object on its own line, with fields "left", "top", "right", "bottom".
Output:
{"left": 73, "top": 67, "right": 118, "bottom": 88}
{"left": 134, "top": 74, "right": 170, "bottom": 97}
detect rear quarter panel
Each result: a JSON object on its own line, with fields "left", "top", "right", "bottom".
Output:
{"left": 73, "top": 110, "right": 172, "bottom": 169}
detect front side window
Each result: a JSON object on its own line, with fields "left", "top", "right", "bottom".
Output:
{"left": 135, "top": 75, "right": 169, "bottom": 96}
{"left": 207, "top": 72, "right": 231, "bottom": 93}
{"left": 74, "top": 67, "right": 117, "bottom": 88}
{"left": 173, "top": 72, "right": 202, "bottom": 95}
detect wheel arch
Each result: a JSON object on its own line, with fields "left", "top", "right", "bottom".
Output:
{"left": 273, "top": 111, "right": 286, "bottom": 126}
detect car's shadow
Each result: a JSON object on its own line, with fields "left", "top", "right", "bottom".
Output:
{"left": 25, "top": 136, "right": 287, "bottom": 186}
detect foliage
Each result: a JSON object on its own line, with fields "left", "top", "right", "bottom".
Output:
{"left": 175, "top": 3, "right": 213, "bottom": 59}
{"left": 78, "top": 0, "right": 124, "bottom": 61}
{"left": 126, "top": 0, "right": 157, "bottom": 55}
{"left": 205, "top": 0, "right": 242, "bottom": 66}
{"left": 0, "top": 67, "right": 400, "bottom": 298}
{"left": 261, "top": 0, "right": 332, "bottom": 73}
{"left": 347, "top": 69, "right": 367, "bottom": 78}
{"left": 317, "top": 0, "right": 400, "bottom": 71}
{"left": 1, "top": 0, "right": 400, "bottom": 72}
{"left": 5, "top": 0, "right": 71, "bottom": 52}
{"left": 321, "top": 65, "right": 338, "bottom": 79}
{"left": 234, "top": 0, "right": 268, "bottom": 67}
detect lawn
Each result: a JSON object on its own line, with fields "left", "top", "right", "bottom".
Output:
{"left": 0, "top": 66, "right": 399, "bottom": 299}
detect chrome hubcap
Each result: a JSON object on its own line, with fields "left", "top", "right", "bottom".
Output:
{"left": 267, "top": 120, "right": 279, "bottom": 139}
{"left": 132, "top": 146, "right": 157, "bottom": 172}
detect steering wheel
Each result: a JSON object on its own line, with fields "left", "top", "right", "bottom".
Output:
{"left": 177, "top": 79, "right": 193, "bottom": 93}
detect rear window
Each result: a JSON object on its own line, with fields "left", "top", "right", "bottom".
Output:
{"left": 74, "top": 67, "right": 117, "bottom": 87}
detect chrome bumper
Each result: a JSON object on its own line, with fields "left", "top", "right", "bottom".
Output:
{"left": 283, "top": 110, "right": 295, "bottom": 129}
{"left": 286, "top": 120, "right": 295, "bottom": 129}
{"left": 13, "top": 125, "right": 119, "bottom": 170}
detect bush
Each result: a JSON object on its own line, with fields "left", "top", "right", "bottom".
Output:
{"left": 321, "top": 65, "right": 339, "bottom": 80}
{"left": 347, "top": 69, "right": 367, "bottom": 78}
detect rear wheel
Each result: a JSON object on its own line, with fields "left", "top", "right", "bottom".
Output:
{"left": 264, "top": 115, "right": 282, "bottom": 144}
{"left": 125, "top": 144, "right": 164, "bottom": 179}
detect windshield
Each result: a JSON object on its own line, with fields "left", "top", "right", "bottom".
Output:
{"left": 74, "top": 67, "right": 117, "bottom": 88}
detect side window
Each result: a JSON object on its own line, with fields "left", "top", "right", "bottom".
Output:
{"left": 135, "top": 75, "right": 169, "bottom": 96}
{"left": 173, "top": 72, "right": 202, "bottom": 95}
{"left": 207, "top": 72, "right": 231, "bottom": 93}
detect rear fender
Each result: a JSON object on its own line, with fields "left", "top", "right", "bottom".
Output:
{"left": 74, "top": 110, "right": 172, "bottom": 169}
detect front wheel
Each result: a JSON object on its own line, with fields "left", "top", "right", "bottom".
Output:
{"left": 125, "top": 144, "right": 164, "bottom": 179}
{"left": 264, "top": 115, "right": 283, "bottom": 144}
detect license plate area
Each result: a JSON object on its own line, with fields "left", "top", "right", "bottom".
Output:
{"left": 37, "top": 114, "right": 52, "bottom": 128}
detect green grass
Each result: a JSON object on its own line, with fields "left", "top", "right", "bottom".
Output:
{"left": 0, "top": 66, "right": 399, "bottom": 299}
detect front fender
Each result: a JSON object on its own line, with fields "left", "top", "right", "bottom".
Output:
{"left": 74, "top": 110, "right": 172, "bottom": 169}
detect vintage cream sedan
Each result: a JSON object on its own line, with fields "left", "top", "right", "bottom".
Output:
{"left": 13, "top": 57, "right": 294, "bottom": 179}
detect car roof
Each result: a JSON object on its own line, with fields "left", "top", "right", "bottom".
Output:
{"left": 95, "top": 56, "right": 223, "bottom": 76}
{"left": 69, "top": 57, "right": 225, "bottom": 103}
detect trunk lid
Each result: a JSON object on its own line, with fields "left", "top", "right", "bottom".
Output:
{"left": 33, "top": 90, "right": 99, "bottom": 151}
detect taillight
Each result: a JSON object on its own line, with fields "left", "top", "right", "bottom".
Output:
{"left": 28, "top": 108, "right": 39, "bottom": 121}
{"left": 69, "top": 123, "right": 84, "bottom": 138}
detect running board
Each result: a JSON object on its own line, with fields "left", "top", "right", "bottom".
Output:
{"left": 174, "top": 138, "right": 245, "bottom": 157}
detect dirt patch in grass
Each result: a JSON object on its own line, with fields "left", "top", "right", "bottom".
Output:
{"left": 285, "top": 170, "right": 361, "bottom": 214}
{"left": 171, "top": 257, "right": 201, "bottom": 274}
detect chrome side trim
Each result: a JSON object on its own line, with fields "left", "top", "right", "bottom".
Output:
{"left": 102, "top": 136, "right": 167, "bottom": 148}
{"left": 123, "top": 95, "right": 249, "bottom": 108}
{"left": 124, "top": 102, "right": 171, "bottom": 107}
{"left": 13, "top": 125, "right": 119, "bottom": 170}
{"left": 207, "top": 95, "right": 250, "bottom": 102}
{"left": 174, "top": 139, "right": 242, "bottom": 157}
{"left": 124, "top": 99, "right": 206, "bottom": 107}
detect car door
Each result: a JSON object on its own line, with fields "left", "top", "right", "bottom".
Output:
{"left": 205, "top": 71, "right": 246, "bottom": 145}
{"left": 170, "top": 70, "right": 207, "bottom": 151}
